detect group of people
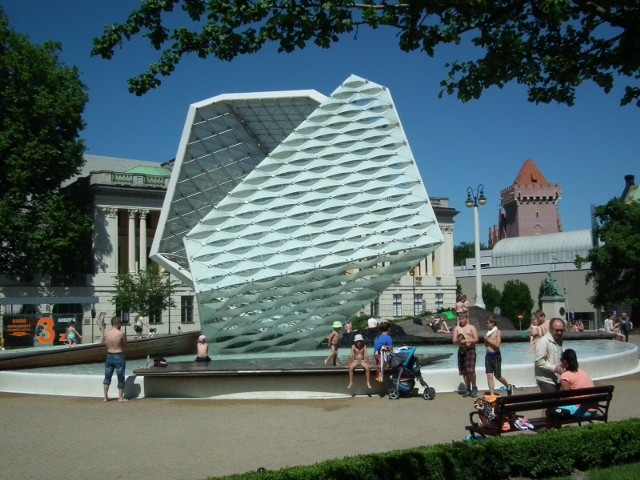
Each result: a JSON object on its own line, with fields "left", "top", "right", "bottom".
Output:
{"left": 604, "top": 312, "right": 633, "bottom": 342}
{"left": 101, "top": 304, "right": 628, "bottom": 411}
{"left": 323, "top": 319, "right": 395, "bottom": 390}
{"left": 451, "top": 311, "right": 513, "bottom": 398}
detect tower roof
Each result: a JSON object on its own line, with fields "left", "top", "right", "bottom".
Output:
{"left": 513, "top": 159, "right": 550, "bottom": 186}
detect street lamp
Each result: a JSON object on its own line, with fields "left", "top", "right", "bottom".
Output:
{"left": 466, "top": 185, "right": 487, "bottom": 309}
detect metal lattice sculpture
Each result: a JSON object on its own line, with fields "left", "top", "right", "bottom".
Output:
{"left": 152, "top": 75, "right": 443, "bottom": 354}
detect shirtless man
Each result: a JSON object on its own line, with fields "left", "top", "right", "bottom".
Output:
{"left": 103, "top": 316, "right": 128, "bottom": 402}
{"left": 195, "top": 334, "right": 211, "bottom": 363}
{"left": 534, "top": 310, "right": 549, "bottom": 336}
{"left": 452, "top": 311, "right": 479, "bottom": 397}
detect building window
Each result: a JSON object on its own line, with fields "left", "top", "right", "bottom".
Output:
{"left": 435, "top": 293, "right": 444, "bottom": 311}
{"left": 181, "top": 296, "right": 194, "bottom": 324}
{"left": 414, "top": 294, "right": 423, "bottom": 316}
{"left": 393, "top": 294, "right": 402, "bottom": 317}
{"left": 149, "top": 310, "right": 162, "bottom": 324}
{"left": 369, "top": 298, "right": 380, "bottom": 318}
{"left": 113, "top": 305, "right": 131, "bottom": 325}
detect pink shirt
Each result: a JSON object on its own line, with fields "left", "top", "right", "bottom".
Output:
{"left": 560, "top": 368, "right": 596, "bottom": 411}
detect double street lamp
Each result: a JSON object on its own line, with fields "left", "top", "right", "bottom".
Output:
{"left": 466, "top": 185, "right": 487, "bottom": 309}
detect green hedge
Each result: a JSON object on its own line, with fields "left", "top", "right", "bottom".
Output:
{"left": 212, "top": 419, "right": 640, "bottom": 480}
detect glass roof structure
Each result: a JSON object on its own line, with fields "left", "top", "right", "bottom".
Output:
{"left": 151, "top": 75, "right": 443, "bottom": 354}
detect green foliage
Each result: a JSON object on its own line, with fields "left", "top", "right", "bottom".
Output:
{"left": 348, "top": 314, "right": 369, "bottom": 332}
{"left": 92, "top": 1, "right": 640, "bottom": 107}
{"left": 454, "top": 242, "right": 474, "bottom": 266}
{"left": 577, "top": 199, "right": 640, "bottom": 310}
{"left": 500, "top": 279, "right": 533, "bottom": 327}
{"left": 454, "top": 242, "right": 489, "bottom": 267}
{"left": 215, "top": 419, "right": 640, "bottom": 480}
{"left": 0, "top": 8, "right": 92, "bottom": 282}
{"left": 112, "top": 266, "right": 179, "bottom": 317}
{"left": 537, "top": 281, "right": 545, "bottom": 310}
{"left": 482, "top": 282, "right": 501, "bottom": 313}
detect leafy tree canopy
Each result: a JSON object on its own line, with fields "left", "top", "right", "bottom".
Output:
{"left": 92, "top": 0, "right": 640, "bottom": 106}
{"left": 501, "top": 279, "right": 533, "bottom": 328}
{"left": 0, "top": 8, "right": 92, "bottom": 281}
{"left": 482, "top": 282, "right": 502, "bottom": 314}
{"left": 112, "top": 266, "right": 180, "bottom": 318}
{"left": 454, "top": 241, "right": 488, "bottom": 266}
{"left": 577, "top": 198, "right": 640, "bottom": 309}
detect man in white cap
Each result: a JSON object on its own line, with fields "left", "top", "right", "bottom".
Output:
{"left": 347, "top": 334, "right": 372, "bottom": 389}
{"left": 195, "top": 334, "right": 211, "bottom": 363}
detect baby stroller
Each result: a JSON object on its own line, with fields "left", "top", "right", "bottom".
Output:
{"left": 384, "top": 347, "right": 436, "bottom": 400}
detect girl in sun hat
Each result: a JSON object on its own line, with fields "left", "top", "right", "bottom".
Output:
{"left": 347, "top": 333, "right": 372, "bottom": 389}
{"left": 324, "top": 321, "right": 342, "bottom": 366}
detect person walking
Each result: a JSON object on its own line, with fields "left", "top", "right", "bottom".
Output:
{"left": 452, "top": 311, "right": 479, "bottom": 397}
{"left": 483, "top": 316, "right": 513, "bottom": 396}
{"left": 534, "top": 317, "right": 565, "bottom": 393}
{"left": 324, "top": 321, "right": 342, "bottom": 366}
{"left": 103, "top": 316, "right": 128, "bottom": 403}
{"left": 66, "top": 321, "right": 82, "bottom": 347}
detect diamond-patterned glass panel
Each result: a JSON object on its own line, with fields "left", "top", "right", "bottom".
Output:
{"left": 152, "top": 76, "right": 443, "bottom": 354}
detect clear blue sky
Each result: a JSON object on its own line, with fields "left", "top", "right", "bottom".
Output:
{"left": 3, "top": 1, "right": 639, "bottom": 244}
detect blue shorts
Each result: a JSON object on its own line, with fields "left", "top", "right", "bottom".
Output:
{"left": 103, "top": 353, "right": 126, "bottom": 389}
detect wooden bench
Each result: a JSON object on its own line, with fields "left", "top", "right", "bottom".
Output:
{"left": 466, "top": 385, "right": 615, "bottom": 438}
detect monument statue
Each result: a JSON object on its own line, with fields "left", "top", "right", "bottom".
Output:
{"left": 543, "top": 272, "right": 562, "bottom": 297}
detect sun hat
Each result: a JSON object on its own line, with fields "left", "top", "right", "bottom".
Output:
{"left": 332, "top": 321, "right": 342, "bottom": 328}
{"left": 353, "top": 334, "right": 364, "bottom": 342}
{"left": 198, "top": 334, "right": 206, "bottom": 342}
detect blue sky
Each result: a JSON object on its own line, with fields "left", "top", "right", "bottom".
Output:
{"left": 3, "top": 1, "right": 639, "bottom": 244}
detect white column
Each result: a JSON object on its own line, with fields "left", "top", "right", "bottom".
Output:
{"left": 473, "top": 205, "right": 485, "bottom": 308}
{"left": 99, "top": 207, "right": 119, "bottom": 274}
{"left": 441, "top": 225, "right": 455, "bottom": 277}
{"left": 128, "top": 209, "right": 137, "bottom": 274}
{"left": 139, "top": 210, "right": 148, "bottom": 271}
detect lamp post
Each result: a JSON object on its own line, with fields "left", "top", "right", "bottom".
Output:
{"left": 466, "top": 185, "right": 487, "bottom": 309}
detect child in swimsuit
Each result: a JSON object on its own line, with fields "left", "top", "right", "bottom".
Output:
{"left": 347, "top": 334, "right": 372, "bottom": 389}
{"left": 66, "top": 321, "right": 82, "bottom": 347}
{"left": 324, "top": 321, "right": 342, "bottom": 366}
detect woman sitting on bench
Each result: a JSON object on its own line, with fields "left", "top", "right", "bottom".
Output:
{"left": 559, "top": 349, "right": 597, "bottom": 419}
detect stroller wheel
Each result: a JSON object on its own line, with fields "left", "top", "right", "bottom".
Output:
{"left": 422, "top": 387, "right": 436, "bottom": 400}
{"left": 388, "top": 388, "right": 400, "bottom": 400}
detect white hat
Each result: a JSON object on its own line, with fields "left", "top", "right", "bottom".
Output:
{"left": 353, "top": 334, "right": 364, "bottom": 342}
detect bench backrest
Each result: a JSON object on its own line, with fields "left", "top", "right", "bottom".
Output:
{"left": 494, "top": 385, "right": 614, "bottom": 419}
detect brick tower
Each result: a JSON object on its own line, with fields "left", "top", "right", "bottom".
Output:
{"left": 489, "top": 159, "right": 563, "bottom": 247}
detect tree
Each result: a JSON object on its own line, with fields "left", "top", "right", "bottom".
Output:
{"left": 501, "top": 279, "right": 533, "bottom": 329}
{"left": 0, "top": 8, "right": 92, "bottom": 282}
{"left": 482, "top": 282, "right": 502, "bottom": 314}
{"left": 92, "top": 1, "right": 640, "bottom": 106}
{"left": 577, "top": 199, "right": 640, "bottom": 317}
{"left": 454, "top": 241, "right": 488, "bottom": 267}
{"left": 112, "top": 266, "right": 179, "bottom": 319}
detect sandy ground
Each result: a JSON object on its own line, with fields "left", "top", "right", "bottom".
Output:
{"left": 1, "top": 366, "right": 639, "bottom": 480}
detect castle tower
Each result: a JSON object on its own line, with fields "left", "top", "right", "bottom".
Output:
{"left": 489, "top": 159, "right": 562, "bottom": 247}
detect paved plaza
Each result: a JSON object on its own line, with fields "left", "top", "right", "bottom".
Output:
{"left": 2, "top": 362, "right": 639, "bottom": 480}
